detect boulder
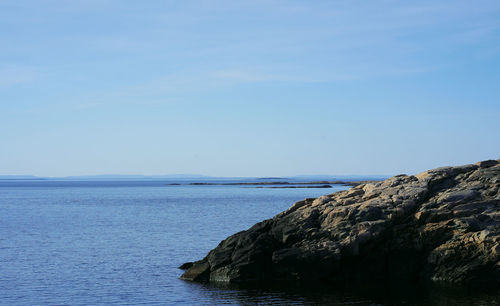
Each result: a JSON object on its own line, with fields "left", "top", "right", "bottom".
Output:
{"left": 180, "top": 160, "right": 500, "bottom": 286}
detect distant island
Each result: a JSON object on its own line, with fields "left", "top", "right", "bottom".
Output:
{"left": 166, "top": 180, "right": 379, "bottom": 188}
{"left": 0, "top": 174, "right": 212, "bottom": 180}
{"left": 0, "top": 175, "right": 46, "bottom": 180}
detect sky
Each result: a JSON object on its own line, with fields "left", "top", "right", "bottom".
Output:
{"left": 1, "top": 0, "right": 499, "bottom": 177}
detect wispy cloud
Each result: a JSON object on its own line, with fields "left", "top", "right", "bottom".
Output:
{"left": 3, "top": 0, "right": 499, "bottom": 109}
{"left": 210, "top": 68, "right": 358, "bottom": 83}
{"left": 70, "top": 68, "right": 358, "bottom": 107}
{"left": 0, "top": 65, "right": 40, "bottom": 89}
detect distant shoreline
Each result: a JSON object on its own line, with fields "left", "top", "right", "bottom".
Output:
{"left": 252, "top": 184, "right": 333, "bottom": 189}
{"left": 166, "top": 180, "right": 379, "bottom": 187}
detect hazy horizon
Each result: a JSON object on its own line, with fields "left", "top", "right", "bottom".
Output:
{"left": 0, "top": 173, "right": 390, "bottom": 179}
{"left": 1, "top": 1, "right": 499, "bottom": 177}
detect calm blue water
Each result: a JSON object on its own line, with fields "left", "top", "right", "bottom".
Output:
{"left": 0, "top": 180, "right": 498, "bottom": 305}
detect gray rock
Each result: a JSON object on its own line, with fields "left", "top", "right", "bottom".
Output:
{"left": 475, "top": 160, "right": 499, "bottom": 168}
{"left": 180, "top": 160, "right": 500, "bottom": 286}
{"left": 180, "top": 261, "right": 210, "bottom": 281}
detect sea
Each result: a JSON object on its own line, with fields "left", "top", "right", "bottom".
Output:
{"left": 0, "top": 179, "right": 498, "bottom": 305}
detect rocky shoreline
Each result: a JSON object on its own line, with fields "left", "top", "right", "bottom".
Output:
{"left": 180, "top": 160, "right": 500, "bottom": 286}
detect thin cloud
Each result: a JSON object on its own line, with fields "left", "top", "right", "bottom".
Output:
{"left": 0, "top": 65, "right": 39, "bottom": 89}
{"left": 210, "top": 69, "right": 357, "bottom": 83}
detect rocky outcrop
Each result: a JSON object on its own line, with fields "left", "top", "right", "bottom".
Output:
{"left": 180, "top": 160, "right": 500, "bottom": 286}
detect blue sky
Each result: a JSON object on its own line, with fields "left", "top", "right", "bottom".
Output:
{"left": 1, "top": 0, "right": 499, "bottom": 177}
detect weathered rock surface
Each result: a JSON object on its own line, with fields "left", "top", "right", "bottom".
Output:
{"left": 180, "top": 160, "right": 500, "bottom": 285}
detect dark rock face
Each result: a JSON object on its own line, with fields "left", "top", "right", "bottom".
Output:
{"left": 180, "top": 160, "right": 500, "bottom": 285}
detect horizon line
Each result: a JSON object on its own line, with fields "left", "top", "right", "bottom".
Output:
{"left": 0, "top": 173, "right": 392, "bottom": 179}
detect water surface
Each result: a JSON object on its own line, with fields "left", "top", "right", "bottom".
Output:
{"left": 0, "top": 180, "right": 498, "bottom": 305}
